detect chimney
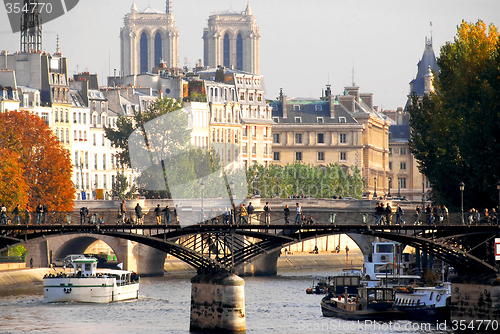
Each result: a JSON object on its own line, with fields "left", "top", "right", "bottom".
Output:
{"left": 360, "top": 93, "right": 373, "bottom": 109}
{"left": 345, "top": 86, "right": 360, "bottom": 102}
{"left": 279, "top": 88, "right": 288, "bottom": 118}
{"left": 338, "top": 94, "right": 356, "bottom": 113}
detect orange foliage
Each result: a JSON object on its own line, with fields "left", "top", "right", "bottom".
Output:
{"left": 0, "top": 148, "right": 29, "bottom": 209}
{"left": 0, "top": 110, "right": 74, "bottom": 211}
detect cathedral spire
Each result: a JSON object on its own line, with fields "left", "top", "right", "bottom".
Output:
{"left": 56, "top": 34, "right": 60, "bottom": 54}
{"left": 20, "top": 0, "right": 43, "bottom": 53}
{"left": 131, "top": 0, "right": 138, "bottom": 14}
{"left": 166, "top": 0, "right": 172, "bottom": 14}
{"left": 245, "top": 2, "right": 252, "bottom": 15}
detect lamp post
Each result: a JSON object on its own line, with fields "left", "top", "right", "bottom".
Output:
{"left": 388, "top": 177, "right": 392, "bottom": 198}
{"left": 496, "top": 181, "right": 500, "bottom": 223}
{"left": 373, "top": 177, "right": 377, "bottom": 199}
{"left": 200, "top": 180, "right": 205, "bottom": 224}
{"left": 459, "top": 181, "right": 464, "bottom": 224}
{"left": 397, "top": 178, "right": 401, "bottom": 197}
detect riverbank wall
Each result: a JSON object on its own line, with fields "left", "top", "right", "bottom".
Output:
{"left": 0, "top": 251, "right": 363, "bottom": 287}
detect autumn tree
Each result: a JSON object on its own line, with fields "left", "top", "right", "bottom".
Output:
{"left": 0, "top": 110, "right": 74, "bottom": 211}
{"left": 408, "top": 20, "right": 500, "bottom": 210}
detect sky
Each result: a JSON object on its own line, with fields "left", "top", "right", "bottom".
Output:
{"left": 0, "top": 0, "right": 499, "bottom": 110}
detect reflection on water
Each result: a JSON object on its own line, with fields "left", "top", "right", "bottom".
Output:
{"left": 0, "top": 269, "right": 451, "bottom": 334}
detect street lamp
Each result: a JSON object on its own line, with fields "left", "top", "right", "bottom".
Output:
{"left": 229, "top": 180, "right": 235, "bottom": 225}
{"left": 388, "top": 177, "right": 392, "bottom": 198}
{"left": 496, "top": 181, "right": 500, "bottom": 222}
{"left": 459, "top": 181, "right": 465, "bottom": 224}
{"left": 398, "top": 178, "right": 401, "bottom": 197}
{"left": 200, "top": 180, "right": 205, "bottom": 224}
{"left": 373, "top": 177, "right": 377, "bottom": 199}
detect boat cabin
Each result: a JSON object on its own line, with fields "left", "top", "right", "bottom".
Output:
{"left": 72, "top": 258, "right": 98, "bottom": 276}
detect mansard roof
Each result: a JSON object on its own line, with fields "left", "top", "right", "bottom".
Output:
{"left": 270, "top": 98, "right": 358, "bottom": 124}
{"left": 389, "top": 124, "right": 410, "bottom": 143}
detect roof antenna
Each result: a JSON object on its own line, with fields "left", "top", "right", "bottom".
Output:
{"left": 351, "top": 62, "right": 356, "bottom": 87}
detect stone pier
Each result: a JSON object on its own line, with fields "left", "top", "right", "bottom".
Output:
{"left": 190, "top": 272, "right": 246, "bottom": 333}
{"left": 451, "top": 274, "right": 500, "bottom": 326}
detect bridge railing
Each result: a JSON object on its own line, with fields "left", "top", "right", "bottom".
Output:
{"left": 1, "top": 209, "right": 496, "bottom": 227}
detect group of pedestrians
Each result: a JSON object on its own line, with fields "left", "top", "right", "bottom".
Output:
{"left": 0, "top": 203, "right": 49, "bottom": 225}
{"left": 374, "top": 202, "right": 394, "bottom": 225}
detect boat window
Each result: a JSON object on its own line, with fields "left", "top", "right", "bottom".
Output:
{"left": 429, "top": 292, "right": 433, "bottom": 300}
{"left": 376, "top": 244, "right": 394, "bottom": 253}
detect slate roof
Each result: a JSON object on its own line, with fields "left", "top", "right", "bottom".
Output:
{"left": 389, "top": 124, "right": 411, "bottom": 143}
{"left": 270, "top": 98, "right": 358, "bottom": 124}
{"left": 406, "top": 37, "right": 439, "bottom": 108}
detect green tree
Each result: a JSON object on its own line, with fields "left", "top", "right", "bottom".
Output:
{"left": 408, "top": 20, "right": 500, "bottom": 210}
{"left": 111, "top": 171, "right": 128, "bottom": 200}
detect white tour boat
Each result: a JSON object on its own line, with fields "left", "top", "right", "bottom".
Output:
{"left": 393, "top": 282, "right": 451, "bottom": 320}
{"left": 43, "top": 256, "right": 140, "bottom": 303}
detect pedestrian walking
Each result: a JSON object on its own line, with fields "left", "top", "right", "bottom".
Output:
{"left": 284, "top": 205, "right": 290, "bottom": 224}
{"left": 24, "top": 204, "right": 31, "bottom": 225}
{"left": 119, "top": 200, "right": 126, "bottom": 224}
{"left": 154, "top": 204, "right": 162, "bottom": 224}
{"left": 395, "top": 204, "right": 404, "bottom": 224}
{"left": 247, "top": 202, "right": 254, "bottom": 224}
{"left": 295, "top": 203, "right": 302, "bottom": 224}
{"left": 240, "top": 204, "right": 248, "bottom": 224}
{"left": 12, "top": 204, "right": 20, "bottom": 225}
{"left": 36, "top": 203, "right": 43, "bottom": 225}
{"left": 162, "top": 205, "right": 171, "bottom": 225}
{"left": 385, "top": 203, "right": 392, "bottom": 225}
{"left": 0, "top": 204, "right": 7, "bottom": 224}
{"left": 264, "top": 202, "right": 271, "bottom": 225}
{"left": 135, "top": 203, "right": 143, "bottom": 224}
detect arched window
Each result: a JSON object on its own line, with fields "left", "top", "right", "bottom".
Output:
{"left": 236, "top": 33, "right": 243, "bottom": 70}
{"left": 154, "top": 32, "right": 162, "bottom": 67}
{"left": 223, "top": 34, "right": 230, "bottom": 68}
{"left": 140, "top": 32, "right": 148, "bottom": 73}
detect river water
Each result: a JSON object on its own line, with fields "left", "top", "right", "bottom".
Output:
{"left": 0, "top": 268, "right": 452, "bottom": 334}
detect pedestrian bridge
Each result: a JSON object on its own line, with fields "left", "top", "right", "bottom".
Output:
{"left": 1, "top": 210, "right": 498, "bottom": 276}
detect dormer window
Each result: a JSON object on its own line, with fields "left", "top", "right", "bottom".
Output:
{"left": 294, "top": 117, "right": 302, "bottom": 123}
{"left": 315, "top": 105, "right": 322, "bottom": 111}
{"left": 293, "top": 105, "right": 300, "bottom": 111}
{"left": 317, "top": 117, "right": 324, "bottom": 123}
{"left": 339, "top": 117, "right": 346, "bottom": 123}
{"left": 273, "top": 117, "right": 279, "bottom": 123}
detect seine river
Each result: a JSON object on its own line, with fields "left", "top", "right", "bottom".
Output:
{"left": 0, "top": 269, "right": 452, "bottom": 334}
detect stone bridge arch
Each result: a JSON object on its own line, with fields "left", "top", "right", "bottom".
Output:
{"left": 24, "top": 233, "right": 166, "bottom": 276}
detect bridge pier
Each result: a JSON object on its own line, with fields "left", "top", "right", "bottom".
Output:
{"left": 239, "top": 249, "right": 281, "bottom": 276}
{"left": 190, "top": 272, "right": 246, "bottom": 333}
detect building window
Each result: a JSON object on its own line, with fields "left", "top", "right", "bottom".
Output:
{"left": 317, "top": 117, "right": 324, "bottom": 123}
{"left": 340, "top": 152, "right": 347, "bottom": 161}
{"left": 294, "top": 117, "right": 302, "bottom": 123}
{"left": 252, "top": 126, "right": 256, "bottom": 138}
{"left": 103, "top": 154, "right": 106, "bottom": 170}
{"left": 102, "top": 134, "right": 105, "bottom": 146}
{"left": 400, "top": 148, "right": 407, "bottom": 155}
{"left": 273, "top": 117, "right": 279, "bottom": 123}
{"left": 236, "top": 33, "right": 243, "bottom": 70}
{"left": 140, "top": 32, "right": 148, "bottom": 73}
{"left": 273, "top": 133, "right": 280, "bottom": 144}
{"left": 273, "top": 152, "right": 280, "bottom": 161}
{"left": 240, "top": 91, "right": 245, "bottom": 101}
{"left": 339, "top": 133, "right": 347, "bottom": 144}
{"left": 315, "top": 105, "right": 322, "bottom": 111}
{"left": 398, "top": 177, "right": 407, "bottom": 189}
{"left": 339, "top": 117, "right": 346, "bottom": 123}
{"left": 295, "top": 133, "right": 302, "bottom": 144}
{"left": 242, "top": 143, "right": 247, "bottom": 154}
{"left": 66, "top": 129, "right": 69, "bottom": 144}
{"left": 94, "top": 153, "right": 98, "bottom": 170}
{"left": 73, "top": 112, "right": 77, "bottom": 123}
{"left": 400, "top": 162, "right": 406, "bottom": 170}
{"left": 263, "top": 127, "right": 267, "bottom": 137}
{"left": 318, "top": 152, "right": 325, "bottom": 161}
{"left": 93, "top": 134, "right": 96, "bottom": 146}
{"left": 317, "top": 133, "right": 324, "bottom": 144}
{"left": 293, "top": 105, "right": 300, "bottom": 111}
{"left": 264, "top": 144, "right": 268, "bottom": 155}
{"left": 295, "top": 152, "right": 302, "bottom": 161}
{"left": 242, "top": 127, "right": 248, "bottom": 137}
{"left": 154, "top": 32, "right": 162, "bottom": 69}
{"left": 252, "top": 143, "right": 256, "bottom": 154}
{"left": 389, "top": 162, "right": 392, "bottom": 170}
{"left": 389, "top": 148, "right": 393, "bottom": 156}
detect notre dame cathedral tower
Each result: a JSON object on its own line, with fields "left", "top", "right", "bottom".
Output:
{"left": 203, "top": 3, "right": 260, "bottom": 74}
{"left": 120, "top": 1, "right": 179, "bottom": 76}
